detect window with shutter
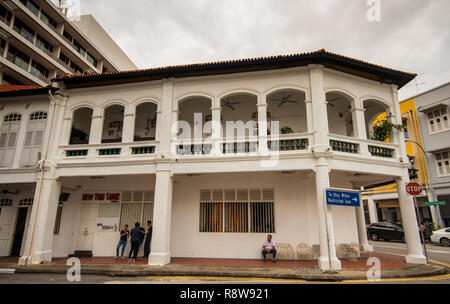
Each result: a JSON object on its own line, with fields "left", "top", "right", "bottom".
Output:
{"left": 20, "top": 112, "right": 47, "bottom": 167}
{"left": 0, "top": 114, "right": 21, "bottom": 167}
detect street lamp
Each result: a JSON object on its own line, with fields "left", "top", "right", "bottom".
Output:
{"left": 405, "top": 139, "right": 443, "bottom": 227}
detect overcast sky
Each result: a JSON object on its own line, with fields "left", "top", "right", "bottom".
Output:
{"left": 66, "top": 0, "right": 449, "bottom": 100}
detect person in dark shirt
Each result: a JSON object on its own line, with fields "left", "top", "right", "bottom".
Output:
{"left": 143, "top": 220, "right": 153, "bottom": 258}
{"left": 115, "top": 224, "right": 129, "bottom": 259}
{"left": 128, "top": 222, "right": 145, "bottom": 262}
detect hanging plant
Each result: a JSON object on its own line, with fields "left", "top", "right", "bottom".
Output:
{"left": 371, "top": 119, "right": 405, "bottom": 142}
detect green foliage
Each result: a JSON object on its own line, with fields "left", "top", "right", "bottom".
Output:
{"left": 371, "top": 119, "right": 404, "bottom": 142}
{"left": 280, "top": 126, "right": 294, "bottom": 134}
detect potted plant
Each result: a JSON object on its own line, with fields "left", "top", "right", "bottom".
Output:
{"left": 370, "top": 119, "right": 404, "bottom": 142}
{"left": 280, "top": 126, "right": 294, "bottom": 134}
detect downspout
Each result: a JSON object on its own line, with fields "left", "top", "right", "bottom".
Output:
{"left": 22, "top": 89, "right": 59, "bottom": 265}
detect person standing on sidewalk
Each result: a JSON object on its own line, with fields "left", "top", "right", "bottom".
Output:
{"left": 128, "top": 222, "right": 145, "bottom": 262}
{"left": 115, "top": 224, "right": 129, "bottom": 259}
{"left": 143, "top": 221, "right": 153, "bottom": 258}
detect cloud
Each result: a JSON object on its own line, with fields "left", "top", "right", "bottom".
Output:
{"left": 76, "top": 0, "right": 449, "bottom": 100}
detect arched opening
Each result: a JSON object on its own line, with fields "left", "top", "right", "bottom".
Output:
{"left": 326, "top": 91, "right": 354, "bottom": 137}
{"left": 102, "top": 105, "right": 124, "bottom": 143}
{"left": 70, "top": 107, "right": 93, "bottom": 145}
{"left": 220, "top": 93, "right": 257, "bottom": 138}
{"left": 363, "top": 99, "right": 390, "bottom": 141}
{"left": 134, "top": 102, "right": 157, "bottom": 141}
{"left": 266, "top": 89, "right": 307, "bottom": 134}
{"left": 178, "top": 97, "right": 212, "bottom": 140}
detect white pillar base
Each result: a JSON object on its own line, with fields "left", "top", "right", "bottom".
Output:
{"left": 318, "top": 256, "right": 342, "bottom": 272}
{"left": 148, "top": 252, "right": 171, "bottom": 266}
{"left": 360, "top": 244, "right": 374, "bottom": 252}
{"left": 19, "top": 250, "right": 52, "bottom": 265}
{"left": 406, "top": 254, "right": 427, "bottom": 264}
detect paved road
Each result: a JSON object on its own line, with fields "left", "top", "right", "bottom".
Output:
{"left": 0, "top": 241, "right": 448, "bottom": 284}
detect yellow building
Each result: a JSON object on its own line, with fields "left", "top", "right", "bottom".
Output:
{"left": 362, "top": 98, "right": 437, "bottom": 225}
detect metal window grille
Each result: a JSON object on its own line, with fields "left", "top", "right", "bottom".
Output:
{"left": 224, "top": 202, "right": 248, "bottom": 233}
{"left": 18, "top": 198, "right": 33, "bottom": 206}
{"left": 30, "top": 112, "right": 47, "bottom": 120}
{"left": 250, "top": 202, "right": 275, "bottom": 233}
{"left": 4, "top": 114, "right": 21, "bottom": 122}
{"left": 0, "top": 198, "right": 12, "bottom": 206}
{"left": 119, "top": 190, "right": 154, "bottom": 228}
{"left": 199, "top": 189, "right": 274, "bottom": 233}
{"left": 199, "top": 202, "right": 223, "bottom": 232}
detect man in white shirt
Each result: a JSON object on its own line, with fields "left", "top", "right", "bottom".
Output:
{"left": 262, "top": 234, "right": 276, "bottom": 262}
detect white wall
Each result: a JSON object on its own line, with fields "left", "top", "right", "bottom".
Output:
{"left": 170, "top": 171, "right": 359, "bottom": 259}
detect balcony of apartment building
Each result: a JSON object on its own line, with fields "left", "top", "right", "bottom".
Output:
{"left": 57, "top": 87, "right": 402, "bottom": 172}
{"left": 0, "top": 0, "right": 107, "bottom": 77}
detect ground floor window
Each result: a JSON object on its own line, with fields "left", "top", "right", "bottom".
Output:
{"left": 199, "top": 189, "right": 275, "bottom": 233}
{"left": 54, "top": 203, "right": 63, "bottom": 235}
{"left": 119, "top": 190, "right": 154, "bottom": 228}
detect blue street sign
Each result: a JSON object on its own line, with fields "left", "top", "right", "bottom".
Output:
{"left": 326, "top": 189, "right": 360, "bottom": 207}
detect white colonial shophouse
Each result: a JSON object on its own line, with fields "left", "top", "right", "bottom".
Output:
{"left": 0, "top": 49, "right": 427, "bottom": 271}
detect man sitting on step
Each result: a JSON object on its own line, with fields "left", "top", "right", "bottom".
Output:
{"left": 262, "top": 234, "right": 277, "bottom": 262}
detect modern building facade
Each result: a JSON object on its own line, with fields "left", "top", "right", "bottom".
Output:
{"left": 361, "top": 98, "right": 442, "bottom": 227}
{"left": 0, "top": 49, "right": 428, "bottom": 272}
{"left": 0, "top": 0, "right": 136, "bottom": 87}
{"left": 414, "top": 82, "right": 450, "bottom": 227}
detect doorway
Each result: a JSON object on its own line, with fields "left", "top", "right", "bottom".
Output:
{"left": 10, "top": 207, "right": 28, "bottom": 256}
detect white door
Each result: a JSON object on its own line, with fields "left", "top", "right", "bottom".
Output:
{"left": 0, "top": 207, "right": 18, "bottom": 256}
{"left": 0, "top": 114, "right": 21, "bottom": 167}
{"left": 20, "top": 112, "right": 47, "bottom": 167}
{"left": 76, "top": 204, "right": 99, "bottom": 251}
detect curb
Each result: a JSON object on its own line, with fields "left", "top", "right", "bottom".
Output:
{"left": 3, "top": 263, "right": 447, "bottom": 282}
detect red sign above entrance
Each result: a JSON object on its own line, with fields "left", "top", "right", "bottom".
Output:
{"left": 405, "top": 182, "right": 423, "bottom": 196}
{"left": 82, "top": 193, "right": 120, "bottom": 202}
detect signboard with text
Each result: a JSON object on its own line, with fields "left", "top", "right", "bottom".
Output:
{"left": 325, "top": 188, "right": 360, "bottom": 207}
{"left": 405, "top": 182, "right": 423, "bottom": 196}
{"left": 424, "top": 201, "right": 445, "bottom": 206}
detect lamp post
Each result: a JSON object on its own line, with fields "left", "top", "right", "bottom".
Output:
{"left": 405, "top": 139, "right": 443, "bottom": 228}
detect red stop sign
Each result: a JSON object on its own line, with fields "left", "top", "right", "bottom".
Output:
{"left": 406, "top": 182, "right": 423, "bottom": 196}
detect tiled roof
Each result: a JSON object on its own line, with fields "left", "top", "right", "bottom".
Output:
{"left": 55, "top": 48, "right": 416, "bottom": 82}
{"left": 0, "top": 84, "right": 43, "bottom": 93}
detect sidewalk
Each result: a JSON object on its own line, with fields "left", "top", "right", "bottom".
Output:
{"left": 0, "top": 252, "right": 447, "bottom": 281}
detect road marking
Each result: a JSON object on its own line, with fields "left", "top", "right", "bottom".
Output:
{"left": 0, "top": 269, "right": 15, "bottom": 274}
{"left": 373, "top": 244, "right": 450, "bottom": 255}
{"left": 145, "top": 275, "right": 308, "bottom": 283}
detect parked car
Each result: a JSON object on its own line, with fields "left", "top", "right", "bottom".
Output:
{"left": 430, "top": 228, "right": 450, "bottom": 247}
{"left": 367, "top": 222, "right": 405, "bottom": 242}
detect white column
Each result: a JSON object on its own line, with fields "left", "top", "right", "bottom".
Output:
{"left": 257, "top": 94, "right": 268, "bottom": 155}
{"left": 352, "top": 100, "right": 370, "bottom": 156}
{"left": 89, "top": 108, "right": 103, "bottom": 145}
{"left": 211, "top": 98, "right": 222, "bottom": 156}
{"left": 314, "top": 159, "right": 341, "bottom": 272}
{"left": 122, "top": 105, "right": 135, "bottom": 143}
{"left": 390, "top": 85, "right": 409, "bottom": 163}
{"left": 305, "top": 99, "right": 313, "bottom": 134}
{"left": 19, "top": 89, "right": 67, "bottom": 265}
{"left": 148, "top": 169, "right": 173, "bottom": 266}
{"left": 396, "top": 171, "right": 427, "bottom": 264}
{"left": 19, "top": 176, "right": 61, "bottom": 264}
{"left": 426, "top": 190, "right": 439, "bottom": 225}
{"left": 355, "top": 203, "right": 373, "bottom": 252}
{"left": 367, "top": 196, "right": 379, "bottom": 224}
{"left": 157, "top": 79, "right": 174, "bottom": 157}
{"left": 309, "top": 64, "right": 330, "bottom": 152}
